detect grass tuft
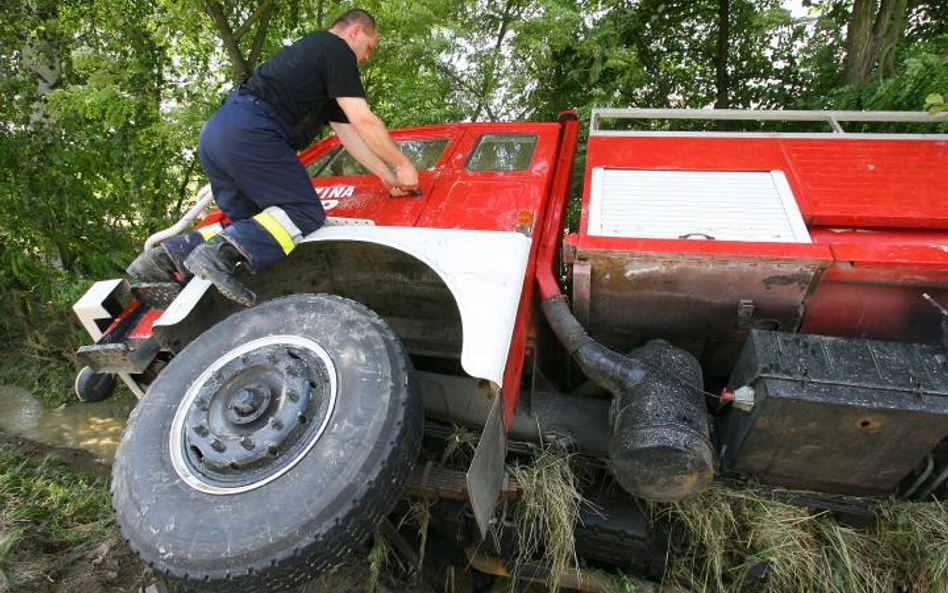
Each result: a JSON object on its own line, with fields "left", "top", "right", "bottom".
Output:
{"left": 0, "top": 446, "right": 111, "bottom": 590}
{"left": 368, "top": 531, "right": 392, "bottom": 592}
{"left": 399, "top": 499, "right": 432, "bottom": 579}
{"left": 508, "top": 443, "right": 585, "bottom": 593}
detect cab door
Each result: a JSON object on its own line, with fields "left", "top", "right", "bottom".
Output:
{"left": 304, "top": 126, "right": 463, "bottom": 227}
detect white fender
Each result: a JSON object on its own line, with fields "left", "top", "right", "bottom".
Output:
{"left": 300, "top": 227, "right": 531, "bottom": 386}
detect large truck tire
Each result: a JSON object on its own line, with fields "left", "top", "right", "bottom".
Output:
{"left": 111, "top": 294, "right": 422, "bottom": 593}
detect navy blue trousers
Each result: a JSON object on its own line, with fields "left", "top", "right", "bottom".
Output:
{"left": 164, "top": 91, "right": 325, "bottom": 274}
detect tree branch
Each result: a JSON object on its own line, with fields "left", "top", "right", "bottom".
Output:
{"left": 472, "top": 0, "right": 523, "bottom": 121}
{"left": 235, "top": 0, "right": 275, "bottom": 41}
{"left": 247, "top": 0, "right": 275, "bottom": 70}
{"left": 204, "top": 0, "right": 250, "bottom": 85}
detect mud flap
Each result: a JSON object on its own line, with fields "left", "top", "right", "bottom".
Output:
{"left": 466, "top": 394, "right": 507, "bottom": 539}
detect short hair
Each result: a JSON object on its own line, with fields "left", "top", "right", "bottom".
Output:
{"left": 331, "top": 8, "right": 377, "bottom": 33}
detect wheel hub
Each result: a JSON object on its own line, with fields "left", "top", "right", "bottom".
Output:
{"left": 170, "top": 336, "right": 338, "bottom": 494}
{"left": 229, "top": 382, "right": 270, "bottom": 421}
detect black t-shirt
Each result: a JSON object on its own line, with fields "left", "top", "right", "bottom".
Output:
{"left": 243, "top": 31, "right": 365, "bottom": 149}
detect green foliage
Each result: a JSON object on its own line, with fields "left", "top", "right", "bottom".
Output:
{"left": 367, "top": 532, "right": 392, "bottom": 591}
{"left": 927, "top": 93, "right": 948, "bottom": 115}
{"left": 827, "top": 35, "right": 948, "bottom": 113}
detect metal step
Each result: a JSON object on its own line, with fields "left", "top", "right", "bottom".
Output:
{"left": 77, "top": 338, "right": 159, "bottom": 374}
{"left": 130, "top": 282, "right": 182, "bottom": 309}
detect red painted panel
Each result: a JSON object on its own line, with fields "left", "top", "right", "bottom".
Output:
{"left": 800, "top": 279, "right": 948, "bottom": 344}
{"left": 129, "top": 309, "right": 164, "bottom": 340}
{"left": 803, "top": 226, "right": 948, "bottom": 341}
{"left": 415, "top": 123, "right": 561, "bottom": 232}
{"left": 782, "top": 139, "right": 948, "bottom": 228}
{"left": 301, "top": 122, "right": 561, "bottom": 233}
{"left": 809, "top": 227, "right": 948, "bottom": 273}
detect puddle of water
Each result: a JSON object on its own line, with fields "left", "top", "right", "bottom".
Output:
{"left": 0, "top": 385, "right": 136, "bottom": 464}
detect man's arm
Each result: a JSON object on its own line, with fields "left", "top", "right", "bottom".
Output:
{"left": 336, "top": 97, "right": 418, "bottom": 189}
{"left": 329, "top": 121, "right": 398, "bottom": 187}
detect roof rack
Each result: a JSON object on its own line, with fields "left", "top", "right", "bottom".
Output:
{"left": 590, "top": 108, "right": 948, "bottom": 137}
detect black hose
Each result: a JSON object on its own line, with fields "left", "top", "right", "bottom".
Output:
{"left": 542, "top": 295, "right": 647, "bottom": 395}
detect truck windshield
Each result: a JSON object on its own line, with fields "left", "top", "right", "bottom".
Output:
{"left": 311, "top": 139, "right": 449, "bottom": 178}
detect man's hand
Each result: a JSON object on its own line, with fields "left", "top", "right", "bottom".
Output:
{"left": 395, "top": 161, "right": 419, "bottom": 191}
{"left": 380, "top": 170, "right": 409, "bottom": 196}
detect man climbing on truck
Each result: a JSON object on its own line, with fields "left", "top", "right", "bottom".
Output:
{"left": 127, "top": 7, "right": 418, "bottom": 306}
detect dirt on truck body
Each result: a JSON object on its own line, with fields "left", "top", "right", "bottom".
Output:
{"left": 71, "top": 108, "right": 948, "bottom": 592}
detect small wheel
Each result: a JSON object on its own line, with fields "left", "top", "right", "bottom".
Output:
{"left": 111, "top": 294, "right": 422, "bottom": 593}
{"left": 74, "top": 366, "right": 117, "bottom": 403}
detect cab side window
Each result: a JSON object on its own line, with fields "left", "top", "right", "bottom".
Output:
{"left": 312, "top": 139, "right": 448, "bottom": 178}
{"left": 466, "top": 134, "right": 537, "bottom": 172}
{"left": 305, "top": 147, "right": 340, "bottom": 177}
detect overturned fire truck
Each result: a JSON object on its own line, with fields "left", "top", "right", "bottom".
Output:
{"left": 73, "top": 109, "right": 948, "bottom": 592}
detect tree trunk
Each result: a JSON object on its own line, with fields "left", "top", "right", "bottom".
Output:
{"left": 714, "top": 0, "right": 730, "bottom": 110}
{"left": 841, "top": 0, "right": 910, "bottom": 87}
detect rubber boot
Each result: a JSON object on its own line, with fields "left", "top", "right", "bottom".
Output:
{"left": 126, "top": 246, "right": 178, "bottom": 283}
{"left": 184, "top": 235, "right": 257, "bottom": 307}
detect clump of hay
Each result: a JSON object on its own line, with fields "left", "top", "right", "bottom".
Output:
{"left": 654, "top": 486, "right": 948, "bottom": 593}
{"left": 441, "top": 424, "right": 478, "bottom": 466}
{"left": 874, "top": 500, "right": 948, "bottom": 592}
{"left": 508, "top": 443, "right": 586, "bottom": 592}
{"left": 653, "top": 486, "right": 742, "bottom": 591}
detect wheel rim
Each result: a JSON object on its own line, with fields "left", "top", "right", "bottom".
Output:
{"left": 169, "top": 335, "right": 338, "bottom": 495}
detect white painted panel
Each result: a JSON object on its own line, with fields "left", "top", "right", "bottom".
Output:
{"left": 588, "top": 168, "right": 811, "bottom": 243}
{"left": 72, "top": 279, "right": 126, "bottom": 341}
{"left": 302, "top": 227, "right": 531, "bottom": 386}
{"left": 153, "top": 277, "right": 212, "bottom": 329}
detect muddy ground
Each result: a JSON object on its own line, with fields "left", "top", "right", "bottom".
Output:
{"left": 0, "top": 379, "right": 546, "bottom": 593}
{"left": 0, "top": 429, "right": 520, "bottom": 593}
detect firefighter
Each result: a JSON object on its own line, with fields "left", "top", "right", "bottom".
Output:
{"left": 127, "top": 8, "right": 418, "bottom": 306}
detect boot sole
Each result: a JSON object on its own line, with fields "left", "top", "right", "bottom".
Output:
{"left": 185, "top": 258, "right": 257, "bottom": 308}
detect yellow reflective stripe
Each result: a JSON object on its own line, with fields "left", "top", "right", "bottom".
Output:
{"left": 253, "top": 211, "right": 296, "bottom": 255}
{"left": 198, "top": 223, "right": 222, "bottom": 241}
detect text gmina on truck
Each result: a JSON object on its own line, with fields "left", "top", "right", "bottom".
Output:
{"left": 73, "top": 108, "right": 948, "bottom": 592}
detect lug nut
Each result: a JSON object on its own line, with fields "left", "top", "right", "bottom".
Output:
{"left": 194, "top": 424, "right": 209, "bottom": 437}
{"left": 286, "top": 389, "right": 299, "bottom": 403}
{"left": 210, "top": 438, "right": 226, "bottom": 453}
{"left": 240, "top": 436, "right": 255, "bottom": 451}
{"left": 195, "top": 398, "right": 210, "bottom": 410}
{"left": 270, "top": 417, "right": 284, "bottom": 430}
